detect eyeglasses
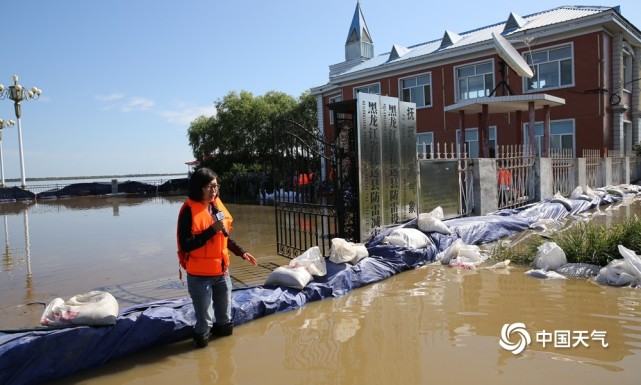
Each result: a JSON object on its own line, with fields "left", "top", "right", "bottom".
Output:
{"left": 205, "top": 183, "right": 220, "bottom": 190}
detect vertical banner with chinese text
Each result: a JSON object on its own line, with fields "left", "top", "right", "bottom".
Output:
{"left": 399, "top": 101, "right": 418, "bottom": 220}
{"left": 381, "top": 96, "right": 402, "bottom": 226}
{"left": 357, "top": 93, "right": 382, "bottom": 241}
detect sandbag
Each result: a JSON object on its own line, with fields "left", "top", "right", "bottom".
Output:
{"left": 554, "top": 263, "right": 601, "bottom": 278}
{"left": 533, "top": 242, "right": 567, "bottom": 271}
{"left": 525, "top": 269, "right": 567, "bottom": 279}
{"left": 289, "top": 246, "right": 327, "bottom": 276}
{"left": 595, "top": 260, "right": 641, "bottom": 286}
{"left": 264, "top": 266, "right": 313, "bottom": 290}
{"left": 329, "top": 238, "right": 368, "bottom": 265}
{"left": 417, "top": 206, "right": 451, "bottom": 234}
{"left": 40, "top": 291, "right": 119, "bottom": 326}
{"left": 551, "top": 192, "right": 572, "bottom": 211}
{"left": 382, "top": 228, "right": 431, "bottom": 249}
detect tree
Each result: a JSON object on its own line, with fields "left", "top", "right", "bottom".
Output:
{"left": 186, "top": 89, "right": 317, "bottom": 188}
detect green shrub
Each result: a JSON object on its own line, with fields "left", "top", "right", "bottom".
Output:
{"left": 490, "top": 216, "right": 641, "bottom": 266}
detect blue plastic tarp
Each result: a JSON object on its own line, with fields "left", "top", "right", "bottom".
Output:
{"left": 0, "top": 193, "right": 625, "bottom": 385}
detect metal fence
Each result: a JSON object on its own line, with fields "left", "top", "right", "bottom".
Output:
{"left": 550, "top": 148, "right": 574, "bottom": 196}
{"left": 583, "top": 149, "right": 601, "bottom": 188}
{"left": 496, "top": 145, "right": 536, "bottom": 209}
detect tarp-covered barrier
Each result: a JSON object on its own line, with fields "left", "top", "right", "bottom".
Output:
{"left": 35, "top": 179, "right": 189, "bottom": 199}
{"left": 0, "top": 187, "right": 36, "bottom": 202}
{"left": 37, "top": 182, "right": 113, "bottom": 199}
{"left": 0, "top": 192, "right": 630, "bottom": 385}
{"left": 157, "top": 178, "right": 189, "bottom": 194}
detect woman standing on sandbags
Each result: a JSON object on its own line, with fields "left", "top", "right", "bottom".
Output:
{"left": 176, "top": 168, "right": 257, "bottom": 348}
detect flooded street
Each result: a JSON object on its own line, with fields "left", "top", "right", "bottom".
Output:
{"left": 1, "top": 195, "right": 641, "bottom": 384}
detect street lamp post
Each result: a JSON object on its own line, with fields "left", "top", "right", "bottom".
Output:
{"left": 0, "top": 119, "right": 16, "bottom": 187}
{"left": 0, "top": 75, "right": 42, "bottom": 189}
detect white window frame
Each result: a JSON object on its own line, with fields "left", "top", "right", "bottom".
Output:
{"left": 455, "top": 126, "right": 497, "bottom": 158}
{"left": 523, "top": 119, "right": 576, "bottom": 157}
{"left": 454, "top": 60, "right": 495, "bottom": 101}
{"left": 400, "top": 73, "right": 433, "bottom": 108}
{"left": 416, "top": 132, "right": 434, "bottom": 158}
{"left": 524, "top": 43, "right": 575, "bottom": 92}
{"left": 328, "top": 94, "right": 342, "bottom": 125}
{"left": 353, "top": 83, "right": 381, "bottom": 98}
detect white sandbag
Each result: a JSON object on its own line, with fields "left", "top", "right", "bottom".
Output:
{"left": 382, "top": 228, "right": 431, "bottom": 249}
{"left": 617, "top": 245, "right": 641, "bottom": 279}
{"left": 351, "top": 243, "right": 369, "bottom": 265}
{"left": 584, "top": 185, "right": 600, "bottom": 199}
{"left": 551, "top": 192, "right": 572, "bottom": 211}
{"left": 290, "top": 246, "right": 327, "bottom": 276}
{"left": 606, "top": 187, "right": 625, "bottom": 197}
{"left": 595, "top": 260, "right": 641, "bottom": 286}
{"left": 457, "top": 244, "right": 486, "bottom": 264}
{"left": 525, "top": 269, "right": 567, "bottom": 279}
{"left": 436, "top": 239, "right": 464, "bottom": 265}
{"left": 533, "top": 241, "right": 567, "bottom": 271}
{"left": 40, "top": 291, "right": 119, "bottom": 327}
{"left": 329, "top": 238, "right": 369, "bottom": 265}
{"left": 428, "top": 206, "right": 444, "bottom": 220}
{"left": 529, "top": 218, "right": 560, "bottom": 232}
{"left": 569, "top": 186, "right": 583, "bottom": 199}
{"left": 417, "top": 210, "right": 451, "bottom": 234}
{"left": 264, "top": 266, "right": 313, "bottom": 290}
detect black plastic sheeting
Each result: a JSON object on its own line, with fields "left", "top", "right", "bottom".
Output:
{"left": 36, "top": 178, "right": 189, "bottom": 199}
{"left": 0, "top": 193, "right": 628, "bottom": 385}
{"left": 0, "top": 187, "right": 36, "bottom": 202}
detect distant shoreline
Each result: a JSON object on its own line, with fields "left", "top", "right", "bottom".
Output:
{"left": 3, "top": 173, "right": 187, "bottom": 183}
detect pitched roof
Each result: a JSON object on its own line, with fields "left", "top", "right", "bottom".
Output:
{"left": 332, "top": 5, "right": 617, "bottom": 79}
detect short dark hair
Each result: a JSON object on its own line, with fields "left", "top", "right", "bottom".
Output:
{"left": 188, "top": 168, "right": 218, "bottom": 201}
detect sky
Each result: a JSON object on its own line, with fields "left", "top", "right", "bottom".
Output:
{"left": 1, "top": 1, "right": 641, "bottom": 179}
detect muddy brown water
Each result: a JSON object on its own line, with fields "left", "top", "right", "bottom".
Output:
{"left": 1, "top": 195, "right": 641, "bottom": 384}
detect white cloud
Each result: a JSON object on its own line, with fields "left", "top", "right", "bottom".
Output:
{"left": 94, "top": 93, "right": 124, "bottom": 101}
{"left": 160, "top": 103, "right": 217, "bottom": 125}
{"left": 121, "top": 97, "right": 155, "bottom": 112}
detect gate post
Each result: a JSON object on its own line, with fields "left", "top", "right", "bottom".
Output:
{"left": 574, "top": 158, "right": 587, "bottom": 191}
{"left": 535, "top": 158, "right": 553, "bottom": 201}
{"left": 472, "top": 158, "right": 498, "bottom": 215}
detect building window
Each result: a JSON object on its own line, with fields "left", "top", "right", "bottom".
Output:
{"left": 524, "top": 119, "right": 575, "bottom": 156}
{"left": 456, "top": 127, "right": 497, "bottom": 158}
{"left": 416, "top": 132, "right": 433, "bottom": 159}
{"left": 401, "top": 74, "right": 432, "bottom": 108}
{"left": 354, "top": 83, "right": 380, "bottom": 97}
{"left": 525, "top": 44, "right": 573, "bottom": 91}
{"left": 328, "top": 95, "right": 342, "bottom": 125}
{"left": 455, "top": 61, "right": 494, "bottom": 101}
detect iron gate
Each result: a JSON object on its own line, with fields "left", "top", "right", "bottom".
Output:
{"left": 272, "top": 118, "right": 358, "bottom": 259}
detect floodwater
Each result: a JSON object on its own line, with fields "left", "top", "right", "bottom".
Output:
{"left": 1, "top": 195, "right": 641, "bottom": 384}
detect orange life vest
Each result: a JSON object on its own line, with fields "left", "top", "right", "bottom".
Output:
{"left": 498, "top": 169, "right": 512, "bottom": 188}
{"left": 298, "top": 173, "right": 310, "bottom": 186}
{"left": 176, "top": 197, "right": 233, "bottom": 277}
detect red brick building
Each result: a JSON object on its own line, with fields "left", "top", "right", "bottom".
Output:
{"left": 312, "top": 3, "right": 641, "bottom": 158}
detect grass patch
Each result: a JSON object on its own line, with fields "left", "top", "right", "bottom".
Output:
{"left": 489, "top": 216, "right": 641, "bottom": 266}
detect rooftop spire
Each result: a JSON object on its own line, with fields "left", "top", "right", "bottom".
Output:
{"left": 345, "top": 1, "right": 374, "bottom": 61}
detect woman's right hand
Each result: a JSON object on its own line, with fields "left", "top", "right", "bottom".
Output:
{"left": 212, "top": 220, "right": 226, "bottom": 234}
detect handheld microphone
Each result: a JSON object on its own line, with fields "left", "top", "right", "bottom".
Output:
{"left": 213, "top": 208, "right": 229, "bottom": 237}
